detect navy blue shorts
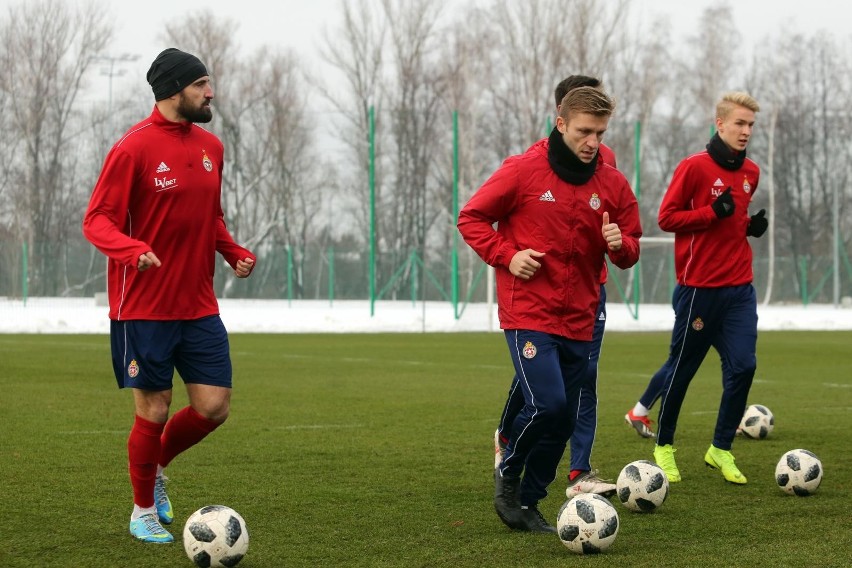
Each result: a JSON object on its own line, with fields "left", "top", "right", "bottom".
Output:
{"left": 110, "top": 315, "right": 232, "bottom": 391}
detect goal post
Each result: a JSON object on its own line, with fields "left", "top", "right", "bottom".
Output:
{"left": 606, "top": 235, "right": 676, "bottom": 319}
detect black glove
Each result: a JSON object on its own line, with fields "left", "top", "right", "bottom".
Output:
{"left": 746, "top": 208, "right": 768, "bottom": 237}
{"left": 711, "top": 187, "right": 735, "bottom": 219}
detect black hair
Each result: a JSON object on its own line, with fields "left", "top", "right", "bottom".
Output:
{"left": 554, "top": 75, "right": 602, "bottom": 108}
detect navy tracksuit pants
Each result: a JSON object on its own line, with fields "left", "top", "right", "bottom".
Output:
{"left": 656, "top": 284, "right": 758, "bottom": 450}
{"left": 497, "top": 286, "right": 606, "bottom": 474}
{"left": 499, "top": 330, "right": 590, "bottom": 506}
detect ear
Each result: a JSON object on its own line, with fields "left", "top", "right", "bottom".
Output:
{"left": 556, "top": 115, "right": 567, "bottom": 133}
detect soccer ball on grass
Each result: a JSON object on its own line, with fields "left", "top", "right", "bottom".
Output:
{"left": 737, "top": 404, "right": 774, "bottom": 439}
{"left": 616, "top": 460, "right": 669, "bottom": 512}
{"left": 556, "top": 494, "right": 619, "bottom": 554}
{"left": 183, "top": 505, "right": 249, "bottom": 568}
{"left": 775, "top": 449, "right": 823, "bottom": 496}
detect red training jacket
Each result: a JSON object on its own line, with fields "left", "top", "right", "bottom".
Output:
{"left": 458, "top": 138, "right": 642, "bottom": 341}
{"left": 82, "top": 106, "right": 254, "bottom": 321}
{"left": 658, "top": 150, "right": 760, "bottom": 288}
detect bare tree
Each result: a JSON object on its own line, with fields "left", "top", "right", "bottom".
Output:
{"left": 242, "top": 50, "right": 324, "bottom": 299}
{"left": 160, "top": 12, "right": 324, "bottom": 299}
{"left": 429, "top": 6, "right": 502, "bottom": 303}
{"left": 375, "top": 0, "right": 449, "bottom": 299}
{"left": 629, "top": 4, "right": 737, "bottom": 228}
{"left": 317, "top": 0, "right": 389, "bottom": 298}
{"left": 1, "top": 0, "right": 848, "bottom": 307}
{"left": 320, "top": 0, "right": 453, "bottom": 300}
{"left": 0, "top": 65, "right": 20, "bottom": 296}
{"left": 320, "top": 0, "right": 387, "bottom": 243}
{"left": 481, "top": 0, "right": 632, "bottom": 159}
{"left": 483, "top": 0, "right": 564, "bottom": 156}
{"left": 0, "top": 0, "right": 112, "bottom": 295}
{"left": 749, "top": 32, "right": 852, "bottom": 303}
{"left": 683, "top": 4, "right": 737, "bottom": 122}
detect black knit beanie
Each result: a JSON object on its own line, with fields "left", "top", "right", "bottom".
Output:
{"left": 146, "top": 48, "right": 208, "bottom": 101}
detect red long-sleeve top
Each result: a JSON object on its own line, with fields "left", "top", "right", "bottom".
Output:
{"left": 83, "top": 106, "right": 254, "bottom": 320}
{"left": 658, "top": 150, "right": 760, "bottom": 288}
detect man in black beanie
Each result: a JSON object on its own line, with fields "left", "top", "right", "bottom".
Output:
{"left": 145, "top": 47, "right": 214, "bottom": 123}
{"left": 83, "top": 48, "right": 256, "bottom": 543}
{"left": 147, "top": 48, "right": 209, "bottom": 101}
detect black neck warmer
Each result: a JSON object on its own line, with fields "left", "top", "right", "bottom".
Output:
{"left": 548, "top": 127, "right": 598, "bottom": 185}
{"left": 706, "top": 133, "right": 746, "bottom": 171}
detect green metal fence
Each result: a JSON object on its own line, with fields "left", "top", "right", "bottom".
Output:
{"left": 2, "top": 236, "right": 850, "bottom": 317}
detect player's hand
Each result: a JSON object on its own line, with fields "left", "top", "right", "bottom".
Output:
{"left": 601, "top": 212, "right": 622, "bottom": 251}
{"left": 509, "top": 249, "right": 545, "bottom": 280}
{"left": 235, "top": 257, "right": 255, "bottom": 278}
{"left": 712, "top": 187, "right": 735, "bottom": 218}
{"left": 746, "top": 209, "right": 768, "bottom": 237}
{"left": 137, "top": 251, "right": 161, "bottom": 272}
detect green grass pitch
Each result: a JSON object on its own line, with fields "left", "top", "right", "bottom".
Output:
{"left": 1, "top": 331, "right": 850, "bottom": 567}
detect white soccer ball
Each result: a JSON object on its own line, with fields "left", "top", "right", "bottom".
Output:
{"left": 775, "top": 449, "right": 823, "bottom": 496}
{"left": 556, "top": 494, "right": 619, "bottom": 554}
{"left": 616, "top": 460, "right": 669, "bottom": 513}
{"left": 183, "top": 505, "right": 249, "bottom": 568}
{"left": 738, "top": 404, "right": 774, "bottom": 439}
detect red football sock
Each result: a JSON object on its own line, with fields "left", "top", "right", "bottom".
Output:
{"left": 128, "top": 415, "right": 166, "bottom": 508}
{"left": 159, "top": 406, "right": 220, "bottom": 468}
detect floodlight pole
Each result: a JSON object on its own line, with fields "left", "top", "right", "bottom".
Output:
{"left": 94, "top": 52, "right": 140, "bottom": 134}
{"left": 633, "top": 120, "right": 641, "bottom": 319}
{"left": 91, "top": 52, "right": 139, "bottom": 297}
{"left": 452, "top": 110, "right": 459, "bottom": 319}
{"left": 832, "top": 173, "right": 839, "bottom": 307}
{"left": 369, "top": 105, "right": 376, "bottom": 317}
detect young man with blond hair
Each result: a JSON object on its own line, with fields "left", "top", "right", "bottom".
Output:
{"left": 645, "top": 91, "right": 766, "bottom": 485}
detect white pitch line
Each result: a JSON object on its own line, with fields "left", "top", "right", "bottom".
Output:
{"left": 272, "top": 423, "right": 364, "bottom": 431}
{"left": 60, "top": 424, "right": 367, "bottom": 434}
{"left": 259, "top": 353, "right": 510, "bottom": 369}
{"left": 59, "top": 430, "right": 128, "bottom": 435}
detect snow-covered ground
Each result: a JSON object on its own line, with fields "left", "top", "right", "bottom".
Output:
{"left": 1, "top": 297, "right": 851, "bottom": 334}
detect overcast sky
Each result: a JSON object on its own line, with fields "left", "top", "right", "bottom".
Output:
{"left": 96, "top": 0, "right": 848, "bottom": 61}
{"left": 3, "top": 0, "right": 842, "bottom": 104}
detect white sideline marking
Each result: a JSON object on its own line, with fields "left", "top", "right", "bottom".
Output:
{"left": 273, "top": 423, "right": 363, "bottom": 431}
{"left": 281, "top": 353, "right": 506, "bottom": 369}
{"left": 59, "top": 424, "right": 366, "bottom": 434}
{"left": 59, "top": 430, "right": 127, "bottom": 435}
{"left": 823, "top": 383, "right": 852, "bottom": 388}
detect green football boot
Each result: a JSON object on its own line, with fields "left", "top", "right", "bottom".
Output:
{"left": 653, "top": 444, "right": 682, "bottom": 483}
{"left": 704, "top": 445, "right": 747, "bottom": 484}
